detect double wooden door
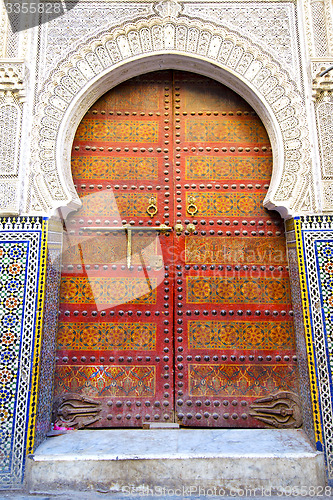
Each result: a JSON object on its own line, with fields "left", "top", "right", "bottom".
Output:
{"left": 54, "top": 71, "right": 300, "bottom": 429}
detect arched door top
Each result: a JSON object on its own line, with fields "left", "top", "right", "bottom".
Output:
{"left": 31, "top": 17, "right": 313, "bottom": 218}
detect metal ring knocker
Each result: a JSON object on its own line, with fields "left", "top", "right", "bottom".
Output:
{"left": 187, "top": 195, "right": 198, "bottom": 216}
{"left": 146, "top": 196, "right": 158, "bottom": 218}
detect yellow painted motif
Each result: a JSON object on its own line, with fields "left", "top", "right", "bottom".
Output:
{"left": 60, "top": 277, "right": 157, "bottom": 305}
{"left": 96, "top": 80, "right": 160, "bottom": 110}
{"left": 185, "top": 156, "right": 272, "bottom": 180}
{"left": 185, "top": 119, "right": 269, "bottom": 143}
{"left": 185, "top": 237, "right": 287, "bottom": 265}
{"left": 77, "top": 191, "right": 158, "bottom": 217}
{"left": 54, "top": 365, "right": 155, "bottom": 397}
{"left": 187, "top": 277, "right": 291, "bottom": 304}
{"left": 76, "top": 119, "right": 159, "bottom": 142}
{"left": 189, "top": 364, "right": 298, "bottom": 397}
{"left": 62, "top": 233, "right": 158, "bottom": 265}
{"left": 57, "top": 322, "right": 156, "bottom": 350}
{"left": 188, "top": 320, "right": 295, "bottom": 349}
{"left": 187, "top": 192, "right": 266, "bottom": 217}
{"left": 71, "top": 157, "right": 158, "bottom": 180}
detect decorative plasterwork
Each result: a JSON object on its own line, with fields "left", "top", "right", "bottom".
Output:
{"left": 302, "top": 0, "right": 333, "bottom": 59}
{"left": 310, "top": 0, "right": 329, "bottom": 57}
{"left": 0, "top": 3, "right": 8, "bottom": 58}
{"left": 0, "top": 100, "right": 21, "bottom": 174}
{"left": 323, "top": 0, "right": 333, "bottom": 56}
{"left": 0, "top": 60, "right": 26, "bottom": 101}
{"left": 30, "top": 16, "right": 313, "bottom": 218}
{"left": 0, "top": 60, "right": 26, "bottom": 215}
{"left": 311, "top": 59, "right": 333, "bottom": 211}
{"left": 155, "top": 0, "right": 182, "bottom": 18}
{"left": 38, "top": 3, "right": 154, "bottom": 83}
{"left": 312, "top": 59, "right": 333, "bottom": 99}
{"left": 0, "top": 179, "right": 20, "bottom": 214}
{"left": 183, "top": 2, "right": 300, "bottom": 84}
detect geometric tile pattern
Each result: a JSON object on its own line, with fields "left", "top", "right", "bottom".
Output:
{"left": 188, "top": 321, "right": 295, "bottom": 350}
{"left": 189, "top": 364, "right": 299, "bottom": 397}
{"left": 57, "top": 322, "right": 156, "bottom": 350}
{"left": 295, "top": 216, "right": 333, "bottom": 483}
{"left": 34, "top": 225, "right": 63, "bottom": 450}
{"left": 187, "top": 277, "right": 291, "bottom": 304}
{"left": 0, "top": 217, "right": 47, "bottom": 488}
{"left": 315, "top": 241, "right": 333, "bottom": 375}
{"left": 54, "top": 365, "right": 155, "bottom": 397}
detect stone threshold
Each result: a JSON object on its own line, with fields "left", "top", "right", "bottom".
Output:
{"left": 26, "top": 429, "right": 325, "bottom": 494}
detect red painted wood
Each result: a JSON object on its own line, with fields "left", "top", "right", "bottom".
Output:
{"left": 54, "top": 71, "right": 299, "bottom": 429}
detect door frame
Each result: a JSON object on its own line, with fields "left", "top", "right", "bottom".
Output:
{"left": 32, "top": 27, "right": 318, "bottom": 453}
{"left": 32, "top": 20, "right": 313, "bottom": 220}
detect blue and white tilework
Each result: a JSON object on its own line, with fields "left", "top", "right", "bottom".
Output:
{"left": 0, "top": 217, "right": 47, "bottom": 489}
{"left": 34, "top": 223, "right": 62, "bottom": 449}
{"left": 300, "top": 216, "right": 333, "bottom": 482}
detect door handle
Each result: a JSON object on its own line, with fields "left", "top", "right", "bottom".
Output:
{"left": 187, "top": 195, "right": 198, "bottom": 216}
{"left": 146, "top": 195, "right": 158, "bottom": 218}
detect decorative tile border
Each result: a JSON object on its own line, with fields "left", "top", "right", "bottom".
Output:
{"left": 0, "top": 217, "right": 48, "bottom": 489}
{"left": 34, "top": 220, "right": 62, "bottom": 450}
{"left": 2, "top": 213, "right": 333, "bottom": 487}
{"left": 295, "top": 216, "right": 333, "bottom": 482}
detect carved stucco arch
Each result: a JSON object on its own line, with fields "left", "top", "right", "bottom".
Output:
{"left": 30, "top": 16, "right": 313, "bottom": 218}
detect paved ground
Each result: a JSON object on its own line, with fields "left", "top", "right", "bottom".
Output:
{"left": 1, "top": 497, "right": 333, "bottom": 500}
{"left": 1, "top": 492, "right": 333, "bottom": 500}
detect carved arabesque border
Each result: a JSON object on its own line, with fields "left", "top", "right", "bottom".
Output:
{"left": 30, "top": 16, "right": 313, "bottom": 218}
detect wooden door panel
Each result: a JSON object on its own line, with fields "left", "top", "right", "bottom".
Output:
{"left": 54, "top": 70, "right": 300, "bottom": 430}
{"left": 173, "top": 71, "right": 299, "bottom": 427}
{"left": 54, "top": 72, "right": 175, "bottom": 428}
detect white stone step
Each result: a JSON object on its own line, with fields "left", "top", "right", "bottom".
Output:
{"left": 26, "top": 429, "right": 325, "bottom": 495}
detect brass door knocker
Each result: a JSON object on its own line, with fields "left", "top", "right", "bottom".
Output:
{"left": 187, "top": 195, "right": 198, "bottom": 216}
{"left": 146, "top": 196, "right": 158, "bottom": 218}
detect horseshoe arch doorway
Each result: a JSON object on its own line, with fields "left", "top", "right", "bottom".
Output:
{"left": 53, "top": 70, "right": 301, "bottom": 429}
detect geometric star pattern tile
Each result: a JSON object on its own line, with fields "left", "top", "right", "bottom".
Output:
{"left": 0, "top": 217, "right": 47, "bottom": 488}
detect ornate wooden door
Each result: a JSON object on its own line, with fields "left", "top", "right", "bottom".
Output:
{"left": 53, "top": 71, "right": 300, "bottom": 429}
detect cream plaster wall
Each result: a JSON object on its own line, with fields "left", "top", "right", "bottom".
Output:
{"left": 0, "top": 0, "right": 332, "bottom": 218}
